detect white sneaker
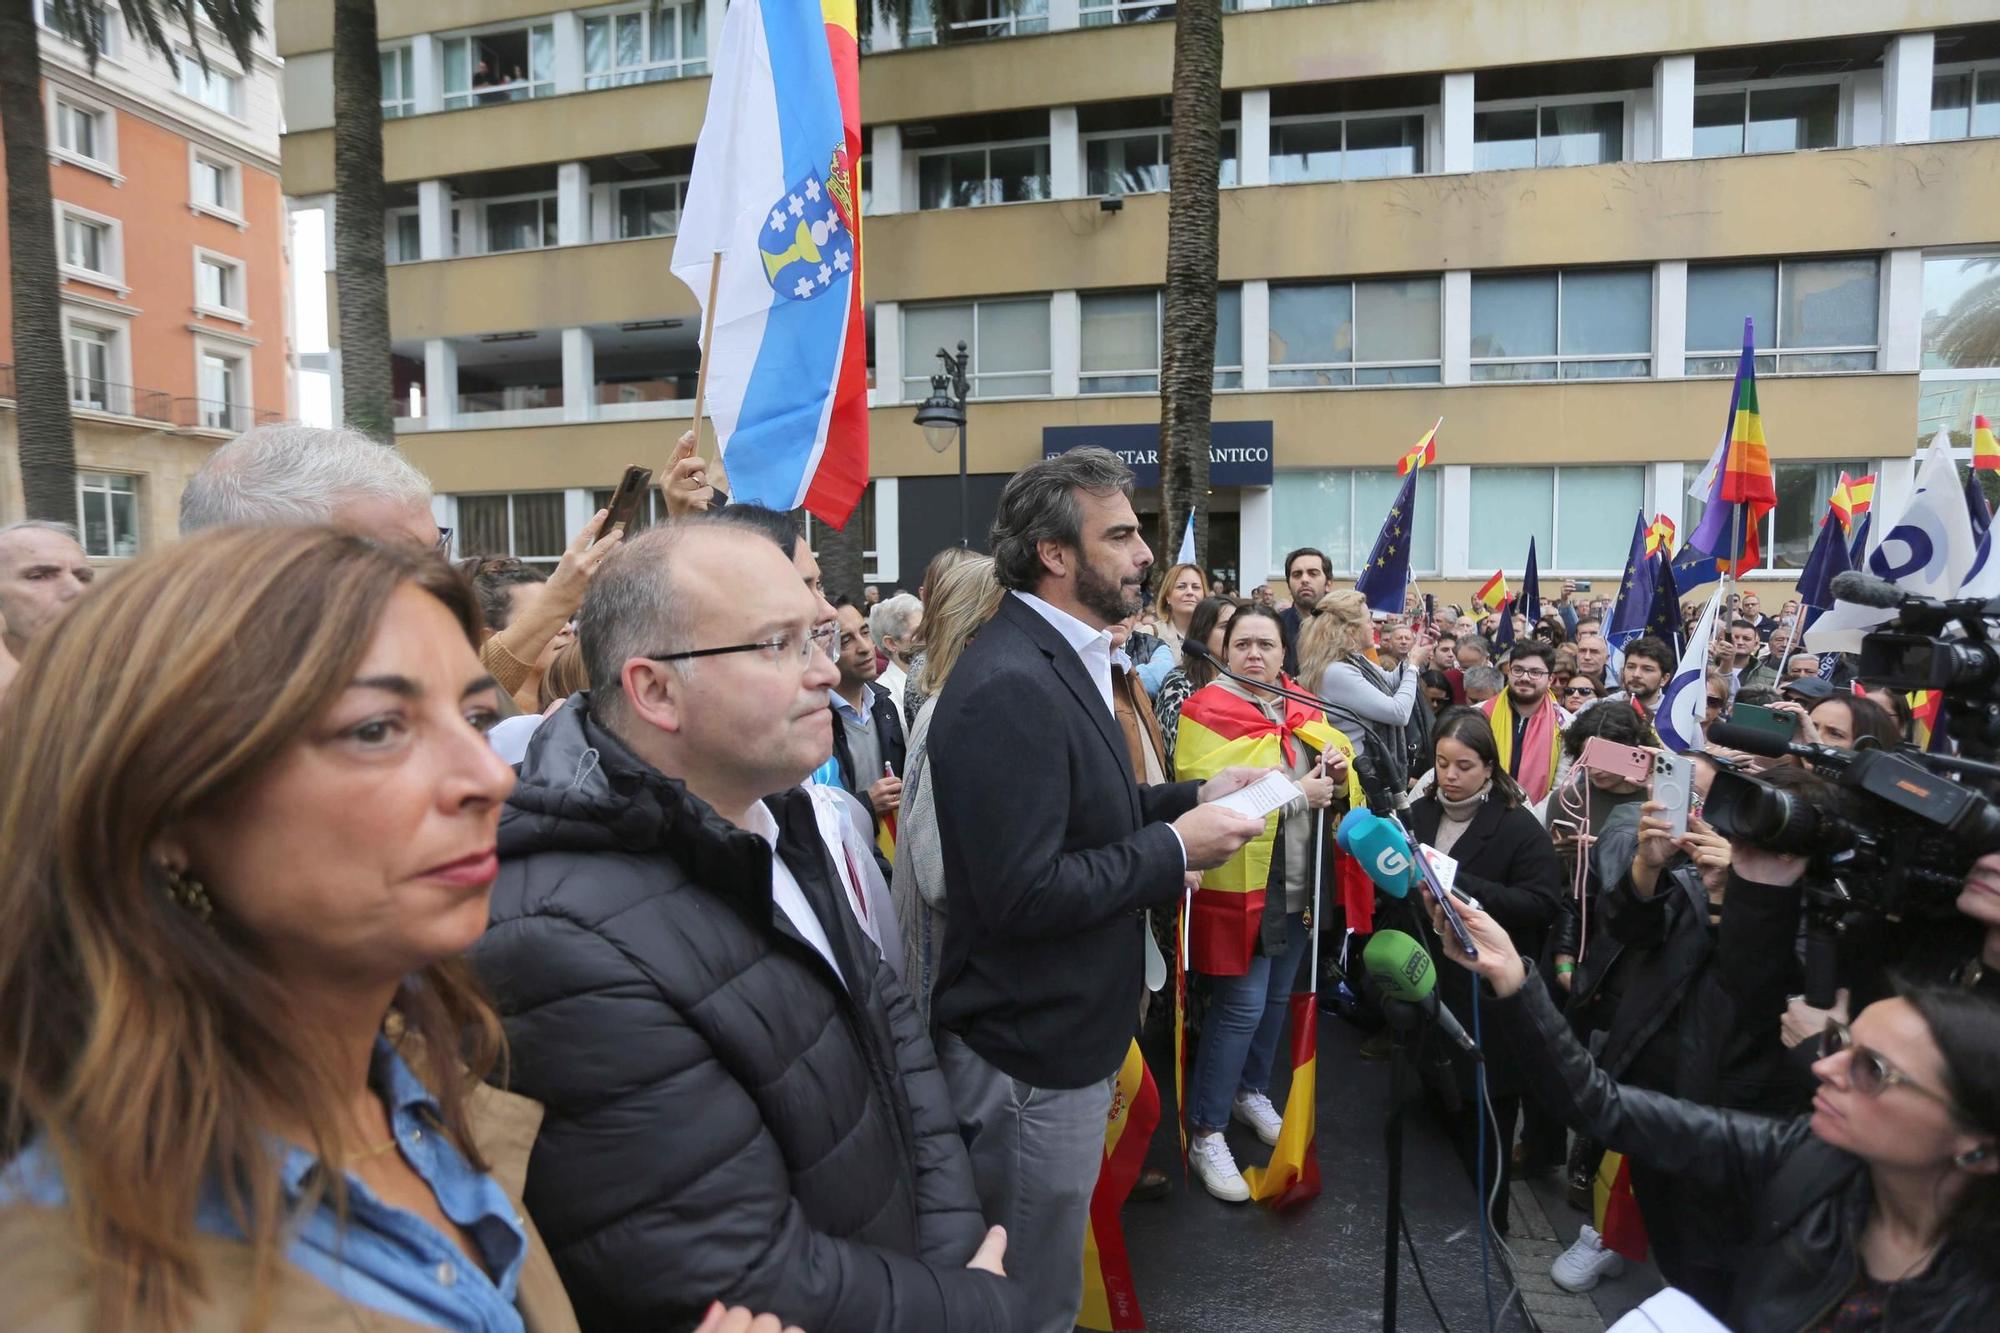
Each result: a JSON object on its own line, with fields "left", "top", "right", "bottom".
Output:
{"left": 1550, "top": 1224, "right": 1626, "bottom": 1293}
{"left": 1188, "top": 1132, "right": 1250, "bottom": 1203}
{"left": 1232, "top": 1091, "right": 1283, "bottom": 1146}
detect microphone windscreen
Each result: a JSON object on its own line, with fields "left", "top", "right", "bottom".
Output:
{"left": 1706, "top": 720, "right": 1794, "bottom": 758}
{"left": 1362, "top": 929, "right": 1437, "bottom": 1003}
{"left": 1829, "top": 570, "right": 1902, "bottom": 610}
{"left": 1342, "top": 809, "right": 1416, "bottom": 898}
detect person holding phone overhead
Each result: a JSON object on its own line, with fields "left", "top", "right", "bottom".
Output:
{"left": 1174, "top": 604, "right": 1358, "bottom": 1202}
{"left": 1407, "top": 707, "right": 1564, "bottom": 1231}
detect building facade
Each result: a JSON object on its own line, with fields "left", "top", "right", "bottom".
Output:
{"left": 280, "top": 0, "right": 2000, "bottom": 601}
{"left": 0, "top": 1, "right": 292, "bottom": 558}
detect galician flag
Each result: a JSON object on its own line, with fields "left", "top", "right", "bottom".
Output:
{"left": 672, "top": 0, "right": 869, "bottom": 526}
{"left": 1176, "top": 510, "right": 1196, "bottom": 566}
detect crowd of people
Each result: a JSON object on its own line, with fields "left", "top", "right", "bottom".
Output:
{"left": 0, "top": 424, "right": 1997, "bottom": 1332}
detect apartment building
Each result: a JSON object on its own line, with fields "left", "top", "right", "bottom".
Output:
{"left": 279, "top": 0, "right": 2000, "bottom": 600}
{"left": 0, "top": 1, "right": 292, "bottom": 558}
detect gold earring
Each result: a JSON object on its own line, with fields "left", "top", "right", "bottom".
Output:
{"left": 160, "top": 865, "right": 214, "bottom": 924}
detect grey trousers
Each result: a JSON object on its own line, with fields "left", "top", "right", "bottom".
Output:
{"left": 938, "top": 1031, "right": 1112, "bottom": 1333}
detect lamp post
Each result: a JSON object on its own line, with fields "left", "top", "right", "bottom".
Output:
{"left": 914, "top": 340, "right": 970, "bottom": 547}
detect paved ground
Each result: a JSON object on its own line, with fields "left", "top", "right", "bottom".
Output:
{"left": 1110, "top": 1006, "right": 1665, "bottom": 1332}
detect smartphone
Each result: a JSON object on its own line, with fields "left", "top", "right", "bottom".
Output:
{"left": 1572, "top": 579, "right": 1593, "bottom": 592}
{"left": 1651, "top": 750, "right": 1694, "bottom": 839}
{"left": 605, "top": 464, "right": 654, "bottom": 533}
{"left": 1731, "top": 703, "right": 1799, "bottom": 742}
{"left": 1413, "top": 844, "right": 1478, "bottom": 960}
{"left": 1423, "top": 594, "right": 1436, "bottom": 627}
{"left": 1579, "top": 736, "right": 1654, "bottom": 786}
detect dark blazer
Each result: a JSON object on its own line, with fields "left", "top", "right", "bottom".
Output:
{"left": 1408, "top": 791, "right": 1563, "bottom": 1097}
{"left": 830, "top": 680, "right": 908, "bottom": 824}
{"left": 928, "top": 592, "right": 1202, "bottom": 1088}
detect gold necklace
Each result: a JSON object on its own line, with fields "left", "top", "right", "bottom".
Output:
{"left": 348, "top": 1137, "right": 401, "bottom": 1163}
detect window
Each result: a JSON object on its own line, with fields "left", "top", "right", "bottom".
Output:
{"left": 1271, "top": 111, "right": 1425, "bottom": 183}
{"left": 38, "top": 0, "right": 109, "bottom": 50}
{"left": 195, "top": 253, "right": 246, "bottom": 318}
{"left": 484, "top": 195, "right": 558, "bottom": 253}
{"left": 916, "top": 141, "right": 1051, "bottom": 210}
{"left": 584, "top": 2, "right": 707, "bottom": 87}
{"left": 76, "top": 472, "right": 139, "bottom": 558}
{"left": 1693, "top": 83, "right": 1840, "bottom": 157}
{"left": 615, "top": 178, "right": 685, "bottom": 238}
{"left": 177, "top": 51, "right": 243, "bottom": 117}
{"left": 1272, "top": 468, "right": 1441, "bottom": 576}
{"left": 1931, "top": 66, "right": 2000, "bottom": 142}
{"left": 66, "top": 323, "right": 112, "bottom": 410}
{"left": 191, "top": 153, "right": 239, "bottom": 216}
{"left": 442, "top": 26, "right": 556, "bottom": 109}
{"left": 53, "top": 96, "right": 109, "bottom": 166}
{"left": 1686, "top": 460, "right": 1847, "bottom": 571}
{"left": 905, "top": 0, "right": 1049, "bottom": 44}
{"left": 1081, "top": 291, "right": 1159, "bottom": 394}
{"left": 1468, "top": 466, "right": 1645, "bottom": 571}
{"left": 1470, "top": 268, "right": 1651, "bottom": 380}
{"left": 1269, "top": 277, "right": 1443, "bottom": 386}
{"left": 901, "top": 297, "right": 1051, "bottom": 399}
{"left": 1084, "top": 127, "right": 1239, "bottom": 195}
{"left": 198, "top": 350, "right": 244, "bottom": 428}
{"left": 60, "top": 212, "right": 111, "bottom": 277}
{"left": 380, "top": 45, "right": 416, "bottom": 118}
{"left": 386, "top": 210, "right": 422, "bottom": 263}
{"left": 454, "top": 493, "right": 568, "bottom": 567}
{"left": 1923, "top": 251, "right": 2000, "bottom": 371}
{"left": 1473, "top": 99, "right": 1624, "bottom": 170}
{"left": 1214, "top": 285, "right": 1242, "bottom": 390}
{"left": 1080, "top": 0, "right": 1173, "bottom": 26}
{"left": 1686, "top": 257, "right": 1879, "bottom": 375}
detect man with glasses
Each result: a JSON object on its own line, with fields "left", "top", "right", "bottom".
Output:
{"left": 477, "top": 519, "right": 1022, "bottom": 1332}
{"left": 1482, "top": 641, "right": 1568, "bottom": 808}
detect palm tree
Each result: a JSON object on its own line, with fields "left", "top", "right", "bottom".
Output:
{"left": 332, "top": 0, "right": 393, "bottom": 440}
{"left": 1, "top": 0, "right": 259, "bottom": 522}
{"left": 1158, "top": 0, "right": 1223, "bottom": 574}
{"left": 1932, "top": 257, "right": 2000, "bottom": 374}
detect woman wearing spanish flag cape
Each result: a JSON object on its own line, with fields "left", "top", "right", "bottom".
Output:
{"left": 1173, "top": 603, "right": 1360, "bottom": 1203}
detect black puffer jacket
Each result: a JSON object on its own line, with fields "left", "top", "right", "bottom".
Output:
{"left": 1495, "top": 962, "right": 1998, "bottom": 1331}
{"left": 475, "top": 696, "right": 1017, "bottom": 1332}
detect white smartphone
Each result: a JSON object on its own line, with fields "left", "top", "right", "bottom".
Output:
{"left": 1651, "top": 751, "right": 1694, "bottom": 840}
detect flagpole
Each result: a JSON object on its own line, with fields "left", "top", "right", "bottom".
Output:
{"left": 688, "top": 250, "right": 724, "bottom": 464}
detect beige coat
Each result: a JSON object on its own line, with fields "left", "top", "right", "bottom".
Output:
{"left": 0, "top": 1084, "right": 579, "bottom": 1333}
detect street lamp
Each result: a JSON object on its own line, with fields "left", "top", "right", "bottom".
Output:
{"left": 914, "top": 340, "right": 970, "bottom": 547}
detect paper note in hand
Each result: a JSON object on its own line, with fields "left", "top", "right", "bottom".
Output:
{"left": 1210, "top": 771, "right": 1304, "bottom": 821}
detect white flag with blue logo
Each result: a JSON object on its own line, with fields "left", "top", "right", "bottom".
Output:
{"left": 1176, "top": 511, "right": 1196, "bottom": 566}
{"left": 1657, "top": 585, "right": 1725, "bottom": 755}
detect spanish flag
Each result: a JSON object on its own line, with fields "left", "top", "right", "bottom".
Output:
{"left": 1829, "top": 471, "right": 1876, "bottom": 532}
{"left": 875, "top": 808, "right": 896, "bottom": 863}
{"left": 1644, "top": 513, "right": 1677, "bottom": 557}
{"left": 1475, "top": 570, "right": 1510, "bottom": 612}
{"left": 1975, "top": 415, "right": 2000, "bottom": 471}
{"left": 1593, "top": 1151, "right": 1649, "bottom": 1262}
{"left": 1397, "top": 417, "right": 1442, "bottom": 475}
{"left": 1241, "top": 991, "right": 1321, "bottom": 1210}
{"left": 1078, "top": 1039, "right": 1160, "bottom": 1331}
{"left": 1911, "top": 690, "right": 1943, "bottom": 750}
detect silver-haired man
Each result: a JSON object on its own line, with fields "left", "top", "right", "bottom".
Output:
{"left": 180, "top": 424, "right": 441, "bottom": 552}
{"left": 0, "top": 520, "right": 95, "bottom": 691}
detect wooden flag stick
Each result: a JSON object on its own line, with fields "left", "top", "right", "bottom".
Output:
{"left": 688, "top": 250, "right": 724, "bottom": 465}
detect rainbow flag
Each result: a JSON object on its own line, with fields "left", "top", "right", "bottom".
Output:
{"left": 1397, "top": 417, "right": 1442, "bottom": 475}
{"left": 1687, "top": 319, "right": 1777, "bottom": 576}
{"left": 1829, "top": 471, "right": 1876, "bottom": 533}
{"left": 1475, "top": 570, "right": 1510, "bottom": 612}
{"left": 1975, "top": 415, "right": 2000, "bottom": 472}
{"left": 671, "top": 0, "right": 868, "bottom": 526}
{"left": 1078, "top": 1039, "right": 1160, "bottom": 1331}
{"left": 1241, "top": 992, "right": 1321, "bottom": 1210}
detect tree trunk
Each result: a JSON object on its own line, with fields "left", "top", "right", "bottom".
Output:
{"left": 813, "top": 493, "right": 870, "bottom": 604}
{"left": 2, "top": 8, "right": 78, "bottom": 521}
{"left": 332, "top": 0, "right": 394, "bottom": 441}
{"left": 1158, "top": 0, "right": 1223, "bottom": 579}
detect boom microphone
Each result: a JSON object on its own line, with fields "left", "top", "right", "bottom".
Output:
{"left": 1829, "top": 570, "right": 1903, "bottom": 610}
{"left": 1362, "top": 929, "right": 1481, "bottom": 1060}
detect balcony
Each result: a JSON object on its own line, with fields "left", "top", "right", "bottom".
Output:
{"left": 0, "top": 366, "right": 283, "bottom": 435}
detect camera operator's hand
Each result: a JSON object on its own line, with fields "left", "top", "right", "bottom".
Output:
{"left": 1768, "top": 699, "right": 1819, "bottom": 746}
{"left": 1425, "top": 895, "right": 1526, "bottom": 998}
{"left": 1781, "top": 988, "right": 1849, "bottom": 1049}
{"left": 1174, "top": 803, "right": 1267, "bottom": 870}
{"left": 1730, "top": 843, "right": 1809, "bottom": 887}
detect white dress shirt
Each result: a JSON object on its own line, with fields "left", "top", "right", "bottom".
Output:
{"left": 741, "top": 798, "right": 846, "bottom": 989}
{"left": 1014, "top": 591, "right": 1116, "bottom": 719}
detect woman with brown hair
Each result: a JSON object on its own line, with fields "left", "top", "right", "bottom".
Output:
{"left": 0, "top": 527, "right": 578, "bottom": 1332}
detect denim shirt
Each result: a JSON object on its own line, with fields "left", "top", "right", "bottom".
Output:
{"left": 0, "top": 1039, "right": 529, "bottom": 1333}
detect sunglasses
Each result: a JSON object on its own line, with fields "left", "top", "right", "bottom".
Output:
{"left": 1817, "top": 1019, "right": 1961, "bottom": 1117}
{"left": 1705, "top": 695, "right": 1726, "bottom": 709}
{"left": 1562, "top": 685, "right": 1598, "bottom": 698}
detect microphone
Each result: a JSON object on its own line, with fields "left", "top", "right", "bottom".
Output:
{"left": 1362, "top": 929, "right": 1482, "bottom": 1060}
{"left": 1337, "top": 807, "right": 1417, "bottom": 899}
{"left": 1828, "top": 570, "right": 2000, "bottom": 629}
{"left": 1706, "top": 720, "right": 1856, "bottom": 771}
{"left": 1828, "top": 570, "right": 1901, "bottom": 610}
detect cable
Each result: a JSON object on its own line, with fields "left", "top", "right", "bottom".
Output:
{"left": 1473, "top": 982, "right": 1493, "bottom": 1332}
{"left": 1399, "top": 1206, "right": 1456, "bottom": 1333}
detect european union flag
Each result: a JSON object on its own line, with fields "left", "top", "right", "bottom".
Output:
{"left": 1521, "top": 538, "right": 1542, "bottom": 626}
{"left": 1606, "top": 511, "right": 1657, "bottom": 650}
{"left": 1355, "top": 469, "right": 1417, "bottom": 616}
{"left": 1847, "top": 511, "right": 1872, "bottom": 568}
{"left": 1794, "top": 501, "right": 1853, "bottom": 634}
{"left": 1966, "top": 467, "right": 1993, "bottom": 543}
{"left": 1646, "top": 549, "right": 1683, "bottom": 655}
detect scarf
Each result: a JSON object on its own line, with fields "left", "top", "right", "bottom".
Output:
{"left": 1433, "top": 783, "right": 1489, "bottom": 857}
{"left": 1483, "top": 689, "right": 1563, "bottom": 805}
{"left": 1173, "top": 679, "right": 1361, "bottom": 975}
